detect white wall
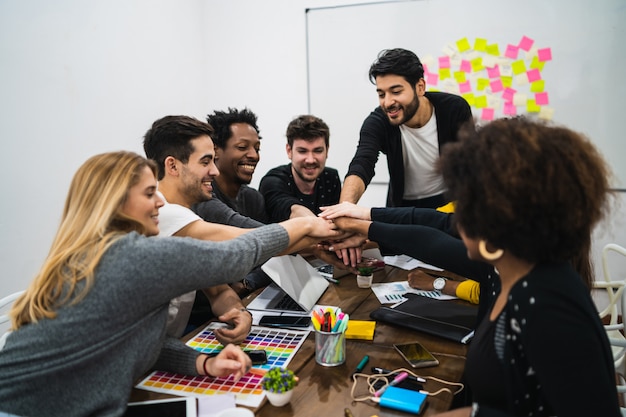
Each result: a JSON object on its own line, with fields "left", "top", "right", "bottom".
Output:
{"left": 1, "top": 0, "right": 624, "bottom": 313}
{"left": 0, "top": 0, "right": 393, "bottom": 301}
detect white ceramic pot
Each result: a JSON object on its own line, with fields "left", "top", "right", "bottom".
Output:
{"left": 356, "top": 274, "right": 373, "bottom": 288}
{"left": 265, "top": 389, "right": 294, "bottom": 407}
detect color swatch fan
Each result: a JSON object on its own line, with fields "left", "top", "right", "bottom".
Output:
{"left": 136, "top": 325, "right": 309, "bottom": 408}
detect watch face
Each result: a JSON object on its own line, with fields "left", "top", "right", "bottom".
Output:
{"left": 433, "top": 277, "right": 446, "bottom": 290}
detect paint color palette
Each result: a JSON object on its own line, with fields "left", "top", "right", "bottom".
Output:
{"left": 136, "top": 325, "right": 309, "bottom": 408}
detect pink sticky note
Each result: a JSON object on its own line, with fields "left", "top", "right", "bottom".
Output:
{"left": 504, "top": 44, "right": 519, "bottom": 60}
{"left": 486, "top": 66, "right": 501, "bottom": 79}
{"left": 518, "top": 36, "right": 534, "bottom": 51}
{"left": 439, "top": 56, "right": 451, "bottom": 69}
{"left": 426, "top": 72, "right": 439, "bottom": 85}
{"left": 502, "top": 87, "right": 516, "bottom": 102}
{"left": 460, "top": 60, "right": 472, "bottom": 73}
{"left": 458, "top": 81, "right": 472, "bottom": 94}
{"left": 490, "top": 79, "right": 504, "bottom": 93}
{"left": 481, "top": 108, "right": 495, "bottom": 121}
{"left": 538, "top": 48, "right": 552, "bottom": 62}
{"left": 526, "top": 68, "right": 542, "bottom": 83}
{"left": 503, "top": 103, "right": 517, "bottom": 115}
{"left": 535, "top": 92, "right": 549, "bottom": 105}
{"left": 423, "top": 63, "right": 429, "bottom": 73}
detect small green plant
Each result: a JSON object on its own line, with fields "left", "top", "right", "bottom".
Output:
{"left": 357, "top": 266, "right": 374, "bottom": 276}
{"left": 261, "top": 367, "right": 296, "bottom": 393}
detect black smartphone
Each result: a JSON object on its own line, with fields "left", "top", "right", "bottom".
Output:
{"left": 244, "top": 349, "right": 268, "bottom": 365}
{"left": 372, "top": 377, "right": 424, "bottom": 392}
{"left": 259, "top": 315, "right": 311, "bottom": 328}
{"left": 393, "top": 342, "right": 439, "bottom": 368}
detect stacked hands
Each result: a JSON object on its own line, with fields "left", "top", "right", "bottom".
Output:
{"left": 317, "top": 202, "right": 374, "bottom": 272}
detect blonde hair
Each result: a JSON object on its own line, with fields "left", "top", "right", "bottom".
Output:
{"left": 11, "top": 151, "right": 157, "bottom": 329}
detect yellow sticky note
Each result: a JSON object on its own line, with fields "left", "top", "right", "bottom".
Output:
{"left": 454, "top": 71, "right": 467, "bottom": 83}
{"left": 474, "top": 38, "right": 488, "bottom": 52}
{"left": 526, "top": 99, "right": 541, "bottom": 113}
{"left": 476, "top": 78, "right": 490, "bottom": 91}
{"left": 475, "top": 95, "right": 488, "bottom": 108}
{"left": 461, "top": 93, "right": 475, "bottom": 106}
{"left": 486, "top": 43, "right": 500, "bottom": 56}
{"left": 501, "top": 76, "right": 513, "bottom": 88}
{"left": 439, "top": 68, "right": 451, "bottom": 80}
{"left": 456, "top": 37, "right": 471, "bottom": 52}
{"left": 530, "top": 56, "right": 545, "bottom": 71}
{"left": 471, "top": 57, "right": 484, "bottom": 72}
{"left": 345, "top": 320, "right": 376, "bottom": 340}
{"left": 511, "top": 60, "right": 527, "bottom": 75}
{"left": 530, "top": 80, "right": 545, "bottom": 93}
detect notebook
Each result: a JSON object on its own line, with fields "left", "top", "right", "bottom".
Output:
{"left": 370, "top": 293, "right": 478, "bottom": 344}
{"left": 246, "top": 254, "right": 329, "bottom": 313}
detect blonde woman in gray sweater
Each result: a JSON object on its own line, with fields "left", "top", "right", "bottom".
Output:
{"left": 0, "top": 151, "right": 339, "bottom": 417}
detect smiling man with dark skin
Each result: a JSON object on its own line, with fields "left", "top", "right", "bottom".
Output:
{"left": 208, "top": 108, "right": 268, "bottom": 223}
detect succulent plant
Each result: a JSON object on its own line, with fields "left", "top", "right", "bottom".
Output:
{"left": 357, "top": 266, "right": 374, "bottom": 276}
{"left": 261, "top": 367, "right": 296, "bottom": 393}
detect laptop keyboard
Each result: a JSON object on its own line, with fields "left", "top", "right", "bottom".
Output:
{"left": 274, "top": 294, "right": 305, "bottom": 312}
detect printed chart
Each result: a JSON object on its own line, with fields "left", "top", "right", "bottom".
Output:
{"left": 136, "top": 325, "right": 309, "bottom": 408}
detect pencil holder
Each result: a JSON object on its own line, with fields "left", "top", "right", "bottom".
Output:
{"left": 314, "top": 329, "right": 346, "bottom": 367}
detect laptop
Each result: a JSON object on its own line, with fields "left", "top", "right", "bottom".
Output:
{"left": 246, "top": 254, "right": 329, "bottom": 313}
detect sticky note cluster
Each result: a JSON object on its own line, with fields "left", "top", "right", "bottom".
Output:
{"left": 421, "top": 35, "right": 554, "bottom": 121}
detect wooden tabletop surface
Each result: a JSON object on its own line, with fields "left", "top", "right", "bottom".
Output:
{"left": 130, "top": 266, "right": 470, "bottom": 417}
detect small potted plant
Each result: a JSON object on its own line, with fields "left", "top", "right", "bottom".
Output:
{"left": 356, "top": 266, "right": 374, "bottom": 288}
{"left": 261, "top": 367, "right": 297, "bottom": 407}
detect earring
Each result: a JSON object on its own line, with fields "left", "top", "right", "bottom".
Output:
{"left": 478, "top": 240, "right": 504, "bottom": 261}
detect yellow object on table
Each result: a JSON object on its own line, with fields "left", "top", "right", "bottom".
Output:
{"left": 345, "top": 320, "right": 376, "bottom": 340}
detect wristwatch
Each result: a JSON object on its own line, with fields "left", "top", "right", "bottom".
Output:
{"left": 433, "top": 277, "right": 447, "bottom": 291}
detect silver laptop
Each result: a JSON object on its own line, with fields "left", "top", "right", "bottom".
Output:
{"left": 246, "top": 254, "right": 329, "bottom": 313}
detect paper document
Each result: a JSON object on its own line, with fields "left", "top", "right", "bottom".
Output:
{"left": 383, "top": 255, "right": 444, "bottom": 271}
{"left": 371, "top": 281, "right": 457, "bottom": 304}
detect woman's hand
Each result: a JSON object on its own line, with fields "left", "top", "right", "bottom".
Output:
{"left": 200, "top": 344, "right": 252, "bottom": 382}
{"left": 305, "top": 216, "right": 343, "bottom": 239}
{"left": 318, "top": 202, "right": 371, "bottom": 221}
{"left": 407, "top": 269, "right": 436, "bottom": 290}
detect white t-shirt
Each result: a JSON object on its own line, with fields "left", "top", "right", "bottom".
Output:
{"left": 157, "top": 191, "right": 202, "bottom": 338}
{"left": 399, "top": 111, "right": 446, "bottom": 200}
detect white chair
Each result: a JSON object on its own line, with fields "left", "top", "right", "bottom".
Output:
{"left": 0, "top": 290, "right": 25, "bottom": 326}
{"left": 594, "top": 243, "right": 626, "bottom": 404}
{"left": 0, "top": 290, "right": 25, "bottom": 349}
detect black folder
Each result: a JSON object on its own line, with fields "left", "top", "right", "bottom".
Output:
{"left": 370, "top": 293, "right": 478, "bottom": 344}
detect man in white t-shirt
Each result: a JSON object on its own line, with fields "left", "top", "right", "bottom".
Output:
{"left": 144, "top": 115, "right": 254, "bottom": 342}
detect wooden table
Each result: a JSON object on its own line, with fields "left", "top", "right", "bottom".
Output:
{"left": 131, "top": 266, "right": 470, "bottom": 416}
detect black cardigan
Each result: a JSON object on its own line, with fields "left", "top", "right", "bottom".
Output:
{"left": 346, "top": 92, "right": 472, "bottom": 206}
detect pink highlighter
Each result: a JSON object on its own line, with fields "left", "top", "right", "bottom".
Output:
{"left": 374, "top": 371, "right": 409, "bottom": 397}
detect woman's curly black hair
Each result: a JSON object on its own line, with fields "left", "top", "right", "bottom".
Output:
{"left": 439, "top": 117, "right": 611, "bottom": 271}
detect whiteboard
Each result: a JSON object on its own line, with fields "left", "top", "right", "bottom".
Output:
{"left": 306, "top": 0, "right": 626, "bottom": 189}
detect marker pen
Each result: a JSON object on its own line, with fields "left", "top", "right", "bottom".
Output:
{"left": 352, "top": 355, "right": 370, "bottom": 376}
{"left": 371, "top": 366, "right": 426, "bottom": 383}
{"left": 374, "top": 372, "right": 408, "bottom": 397}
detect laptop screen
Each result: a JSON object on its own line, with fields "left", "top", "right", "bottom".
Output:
{"left": 248, "top": 255, "right": 329, "bottom": 312}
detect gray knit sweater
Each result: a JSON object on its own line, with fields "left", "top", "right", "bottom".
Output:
{"left": 0, "top": 224, "right": 288, "bottom": 417}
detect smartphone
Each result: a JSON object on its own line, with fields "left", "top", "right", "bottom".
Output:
{"left": 244, "top": 349, "right": 268, "bottom": 365}
{"left": 393, "top": 342, "right": 439, "bottom": 368}
{"left": 259, "top": 315, "right": 311, "bottom": 328}
{"left": 124, "top": 397, "right": 195, "bottom": 417}
{"left": 372, "top": 376, "right": 424, "bottom": 392}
